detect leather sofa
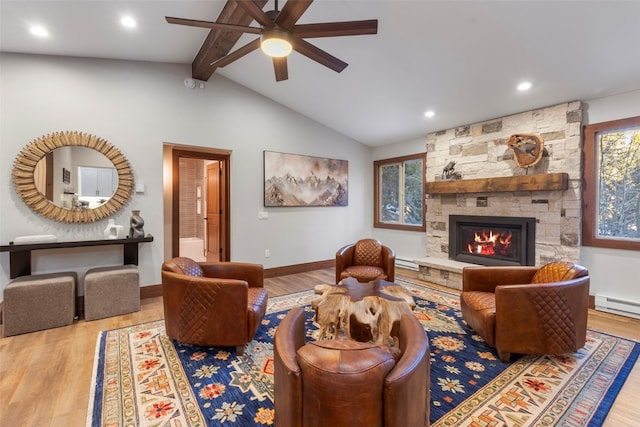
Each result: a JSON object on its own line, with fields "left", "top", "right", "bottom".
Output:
{"left": 274, "top": 306, "right": 430, "bottom": 427}
{"left": 460, "top": 261, "right": 590, "bottom": 362}
{"left": 335, "top": 238, "right": 396, "bottom": 284}
{"left": 161, "top": 257, "right": 268, "bottom": 355}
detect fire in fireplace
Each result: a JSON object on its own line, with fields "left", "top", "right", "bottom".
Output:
{"left": 449, "top": 215, "right": 536, "bottom": 266}
{"left": 467, "top": 229, "right": 512, "bottom": 257}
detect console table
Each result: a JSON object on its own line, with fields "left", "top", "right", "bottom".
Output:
{"left": 0, "top": 235, "right": 154, "bottom": 279}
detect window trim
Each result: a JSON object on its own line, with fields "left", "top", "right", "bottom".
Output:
{"left": 374, "top": 153, "right": 426, "bottom": 232}
{"left": 582, "top": 115, "right": 640, "bottom": 250}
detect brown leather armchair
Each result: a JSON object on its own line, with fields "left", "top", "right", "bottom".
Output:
{"left": 460, "top": 261, "right": 590, "bottom": 362}
{"left": 274, "top": 306, "right": 430, "bottom": 427}
{"left": 161, "top": 257, "right": 268, "bottom": 355}
{"left": 335, "top": 238, "right": 396, "bottom": 284}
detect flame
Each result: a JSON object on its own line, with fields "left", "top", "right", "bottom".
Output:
{"left": 466, "top": 230, "right": 512, "bottom": 257}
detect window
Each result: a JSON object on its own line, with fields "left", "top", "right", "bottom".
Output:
{"left": 374, "top": 153, "right": 426, "bottom": 231}
{"left": 583, "top": 116, "right": 640, "bottom": 250}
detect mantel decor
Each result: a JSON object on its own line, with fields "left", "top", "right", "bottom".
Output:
{"left": 11, "top": 131, "right": 134, "bottom": 223}
{"left": 507, "top": 133, "right": 545, "bottom": 168}
{"left": 263, "top": 151, "right": 348, "bottom": 207}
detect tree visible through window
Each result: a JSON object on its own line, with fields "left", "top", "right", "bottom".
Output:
{"left": 374, "top": 154, "right": 425, "bottom": 231}
{"left": 583, "top": 116, "right": 640, "bottom": 250}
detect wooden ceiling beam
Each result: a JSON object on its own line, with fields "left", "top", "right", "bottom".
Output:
{"left": 191, "top": 0, "right": 268, "bottom": 81}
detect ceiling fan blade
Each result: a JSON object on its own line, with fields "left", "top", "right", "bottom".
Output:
{"left": 211, "top": 38, "right": 261, "bottom": 67}
{"left": 235, "top": 0, "right": 274, "bottom": 27}
{"left": 292, "top": 19, "right": 378, "bottom": 38}
{"left": 166, "top": 16, "right": 262, "bottom": 34}
{"left": 273, "top": 57, "right": 289, "bottom": 81}
{"left": 275, "top": 0, "right": 313, "bottom": 30}
{"left": 290, "top": 37, "right": 348, "bottom": 73}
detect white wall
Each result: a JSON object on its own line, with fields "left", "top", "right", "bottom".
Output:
{"left": 371, "top": 137, "right": 428, "bottom": 263}
{"left": 581, "top": 89, "right": 640, "bottom": 302}
{"left": 0, "top": 53, "right": 371, "bottom": 292}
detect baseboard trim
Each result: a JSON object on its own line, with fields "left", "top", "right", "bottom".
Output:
{"left": 140, "top": 284, "right": 163, "bottom": 299}
{"left": 264, "top": 259, "right": 333, "bottom": 278}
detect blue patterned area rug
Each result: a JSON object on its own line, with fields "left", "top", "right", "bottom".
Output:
{"left": 87, "top": 279, "right": 639, "bottom": 426}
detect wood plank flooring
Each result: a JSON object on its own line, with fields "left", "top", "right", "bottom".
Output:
{"left": 0, "top": 268, "right": 637, "bottom": 426}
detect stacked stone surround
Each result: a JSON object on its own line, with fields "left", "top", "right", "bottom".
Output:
{"left": 417, "top": 101, "right": 583, "bottom": 289}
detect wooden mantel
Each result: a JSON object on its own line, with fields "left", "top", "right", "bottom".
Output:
{"left": 425, "top": 173, "right": 568, "bottom": 195}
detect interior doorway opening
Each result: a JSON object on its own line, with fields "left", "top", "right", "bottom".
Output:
{"left": 170, "top": 147, "right": 230, "bottom": 262}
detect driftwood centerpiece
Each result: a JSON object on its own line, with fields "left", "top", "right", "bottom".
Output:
{"left": 312, "top": 277, "right": 416, "bottom": 346}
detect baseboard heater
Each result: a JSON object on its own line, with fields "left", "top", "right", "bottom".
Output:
{"left": 395, "top": 257, "right": 419, "bottom": 271}
{"left": 595, "top": 294, "right": 640, "bottom": 320}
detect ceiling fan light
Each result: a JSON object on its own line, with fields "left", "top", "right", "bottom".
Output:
{"left": 261, "top": 29, "right": 292, "bottom": 58}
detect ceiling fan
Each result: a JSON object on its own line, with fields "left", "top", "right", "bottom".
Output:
{"left": 166, "top": 0, "right": 378, "bottom": 81}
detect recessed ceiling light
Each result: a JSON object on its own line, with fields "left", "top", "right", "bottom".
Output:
{"left": 29, "top": 25, "right": 49, "bottom": 38}
{"left": 424, "top": 110, "right": 435, "bottom": 118}
{"left": 120, "top": 16, "right": 137, "bottom": 28}
{"left": 517, "top": 81, "right": 532, "bottom": 91}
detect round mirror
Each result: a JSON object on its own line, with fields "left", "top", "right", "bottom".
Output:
{"left": 12, "top": 131, "right": 134, "bottom": 223}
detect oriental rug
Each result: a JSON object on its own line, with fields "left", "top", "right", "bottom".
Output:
{"left": 87, "top": 279, "right": 639, "bottom": 426}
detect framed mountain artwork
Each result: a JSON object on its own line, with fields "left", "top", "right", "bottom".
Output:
{"left": 263, "top": 151, "right": 348, "bottom": 207}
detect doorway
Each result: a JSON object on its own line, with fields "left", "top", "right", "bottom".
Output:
{"left": 171, "top": 148, "right": 230, "bottom": 262}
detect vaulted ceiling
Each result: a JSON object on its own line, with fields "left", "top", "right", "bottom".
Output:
{"left": 2, "top": 1, "right": 640, "bottom": 146}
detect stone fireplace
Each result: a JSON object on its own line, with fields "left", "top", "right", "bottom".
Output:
{"left": 415, "top": 101, "right": 583, "bottom": 289}
{"left": 449, "top": 215, "right": 536, "bottom": 266}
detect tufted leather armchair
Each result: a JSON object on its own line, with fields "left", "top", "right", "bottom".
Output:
{"left": 274, "top": 306, "right": 430, "bottom": 427}
{"left": 460, "top": 261, "right": 590, "bottom": 362}
{"left": 161, "top": 257, "right": 268, "bottom": 355}
{"left": 335, "top": 238, "right": 396, "bottom": 284}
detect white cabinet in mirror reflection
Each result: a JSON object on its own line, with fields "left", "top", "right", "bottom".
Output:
{"left": 78, "top": 166, "right": 118, "bottom": 208}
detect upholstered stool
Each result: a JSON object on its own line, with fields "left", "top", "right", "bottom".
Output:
{"left": 84, "top": 265, "right": 140, "bottom": 321}
{"left": 3, "top": 272, "right": 77, "bottom": 337}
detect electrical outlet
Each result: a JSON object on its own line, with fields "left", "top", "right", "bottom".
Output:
{"left": 264, "top": 249, "right": 270, "bottom": 258}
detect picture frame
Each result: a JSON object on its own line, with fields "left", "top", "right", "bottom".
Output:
{"left": 263, "top": 151, "right": 348, "bottom": 207}
{"left": 62, "top": 167, "right": 71, "bottom": 184}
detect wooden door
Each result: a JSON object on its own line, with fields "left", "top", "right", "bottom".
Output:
{"left": 44, "top": 152, "right": 54, "bottom": 201}
{"left": 206, "top": 162, "right": 220, "bottom": 262}
{"left": 171, "top": 148, "right": 230, "bottom": 261}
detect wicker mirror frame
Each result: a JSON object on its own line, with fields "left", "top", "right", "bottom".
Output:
{"left": 12, "top": 131, "right": 134, "bottom": 223}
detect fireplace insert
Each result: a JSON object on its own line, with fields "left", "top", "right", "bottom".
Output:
{"left": 449, "top": 215, "right": 535, "bottom": 266}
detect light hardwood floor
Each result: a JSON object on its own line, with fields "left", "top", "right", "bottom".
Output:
{"left": 0, "top": 268, "right": 638, "bottom": 426}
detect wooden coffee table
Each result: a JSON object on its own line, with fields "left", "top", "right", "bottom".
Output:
{"left": 311, "top": 277, "right": 416, "bottom": 346}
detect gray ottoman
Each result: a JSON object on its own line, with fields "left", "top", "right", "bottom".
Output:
{"left": 3, "top": 272, "right": 77, "bottom": 337}
{"left": 84, "top": 265, "right": 140, "bottom": 321}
